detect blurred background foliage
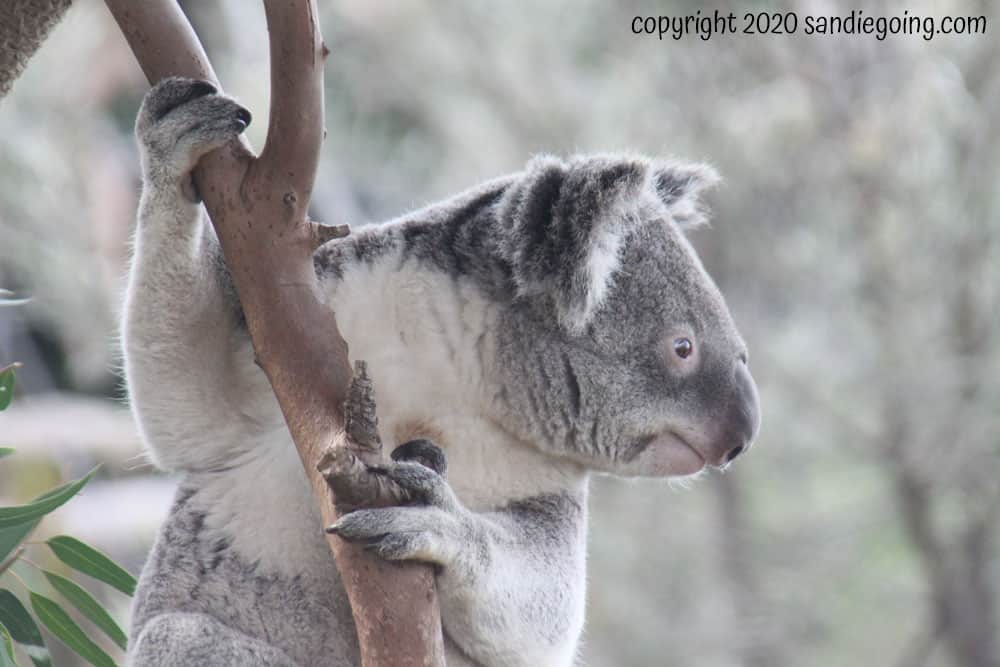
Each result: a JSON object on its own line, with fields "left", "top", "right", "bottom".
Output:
{"left": 1, "top": 1, "right": 997, "bottom": 665}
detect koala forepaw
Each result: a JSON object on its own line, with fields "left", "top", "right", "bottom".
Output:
{"left": 327, "top": 441, "right": 468, "bottom": 566}
{"left": 136, "top": 77, "right": 251, "bottom": 190}
{"left": 372, "top": 441, "right": 455, "bottom": 509}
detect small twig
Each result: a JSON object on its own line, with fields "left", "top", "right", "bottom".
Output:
{"left": 318, "top": 361, "right": 412, "bottom": 512}
{"left": 3, "top": 567, "right": 29, "bottom": 592}
{"left": 16, "top": 556, "right": 44, "bottom": 573}
{"left": 307, "top": 220, "right": 350, "bottom": 251}
{"left": 0, "top": 546, "right": 24, "bottom": 577}
{"left": 0, "top": 361, "right": 23, "bottom": 374}
{"left": 343, "top": 360, "right": 380, "bottom": 454}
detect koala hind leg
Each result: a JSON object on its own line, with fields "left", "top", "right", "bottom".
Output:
{"left": 128, "top": 612, "right": 300, "bottom": 667}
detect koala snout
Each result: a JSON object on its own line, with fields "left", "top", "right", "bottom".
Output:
{"left": 723, "top": 360, "right": 760, "bottom": 464}
{"left": 702, "top": 360, "right": 760, "bottom": 467}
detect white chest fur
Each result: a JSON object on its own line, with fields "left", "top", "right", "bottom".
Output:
{"left": 326, "top": 246, "right": 588, "bottom": 510}
{"left": 202, "top": 244, "right": 588, "bottom": 576}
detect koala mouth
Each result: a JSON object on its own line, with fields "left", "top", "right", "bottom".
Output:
{"left": 625, "top": 431, "right": 705, "bottom": 477}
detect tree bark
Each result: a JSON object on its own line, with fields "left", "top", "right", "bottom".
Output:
{"left": 102, "top": 2, "right": 444, "bottom": 665}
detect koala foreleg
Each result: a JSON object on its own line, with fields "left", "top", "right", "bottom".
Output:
{"left": 123, "top": 78, "right": 279, "bottom": 472}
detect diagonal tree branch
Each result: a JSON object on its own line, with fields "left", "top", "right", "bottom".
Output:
{"left": 104, "top": 1, "right": 444, "bottom": 665}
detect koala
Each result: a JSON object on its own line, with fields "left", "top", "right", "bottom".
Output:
{"left": 122, "top": 78, "right": 760, "bottom": 667}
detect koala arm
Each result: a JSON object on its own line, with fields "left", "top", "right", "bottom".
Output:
{"left": 330, "top": 452, "right": 586, "bottom": 667}
{"left": 123, "top": 79, "right": 281, "bottom": 472}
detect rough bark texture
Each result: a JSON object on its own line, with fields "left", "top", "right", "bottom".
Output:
{"left": 100, "top": 2, "right": 445, "bottom": 665}
{"left": 0, "top": 0, "right": 72, "bottom": 97}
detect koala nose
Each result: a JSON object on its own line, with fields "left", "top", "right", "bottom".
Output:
{"left": 234, "top": 107, "right": 252, "bottom": 130}
{"left": 707, "top": 360, "right": 760, "bottom": 467}
{"left": 728, "top": 360, "right": 760, "bottom": 461}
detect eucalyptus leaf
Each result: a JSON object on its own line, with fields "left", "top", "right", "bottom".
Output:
{"left": 45, "top": 537, "right": 135, "bottom": 597}
{"left": 0, "top": 591, "right": 42, "bottom": 648}
{"left": 0, "top": 469, "right": 97, "bottom": 529}
{"left": 0, "top": 368, "right": 14, "bottom": 411}
{"left": 0, "top": 622, "right": 15, "bottom": 667}
{"left": 0, "top": 521, "right": 37, "bottom": 567}
{"left": 0, "top": 595, "right": 49, "bottom": 667}
{"left": 42, "top": 572, "right": 127, "bottom": 651}
{"left": 29, "top": 593, "right": 115, "bottom": 667}
{"left": 0, "top": 589, "right": 52, "bottom": 667}
{"left": 0, "top": 588, "right": 51, "bottom": 667}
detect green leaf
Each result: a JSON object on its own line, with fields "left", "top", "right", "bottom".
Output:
{"left": 0, "top": 590, "right": 53, "bottom": 666}
{"left": 45, "top": 537, "right": 135, "bottom": 597}
{"left": 0, "top": 521, "right": 37, "bottom": 567}
{"left": 29, "top": 593, "right": 115, "bottom": 667}
{"left": 0, "top": 449, "right": 13, "bottom": 460}
{"left": 0, "top": 622, "right": 15, "bottom": 667}
{"left": 0, "top": 591, "right": 42, "bottom": 649}
{"left": 41, "top": 572, "right": 126, "bottom": 651}
{"left": 0, "top": 367, "right": 15, "bottom": 411}
{"left": 0, "top": 469, "right": 97, "bottom": 529}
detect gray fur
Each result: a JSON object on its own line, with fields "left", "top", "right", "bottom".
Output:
{"left": 123, "top": 78, "right": 759, "bottom": 667}
{"left": 129, "top": 487, "right": 358, "bottom": 666}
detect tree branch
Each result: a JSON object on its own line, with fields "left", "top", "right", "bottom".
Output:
{"left": 104, "top": 2, "right": 444, "bottom": 664}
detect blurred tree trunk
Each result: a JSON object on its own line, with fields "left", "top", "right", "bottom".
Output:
{"left": 714, "top": 475, "right": 783, "bottom": 667}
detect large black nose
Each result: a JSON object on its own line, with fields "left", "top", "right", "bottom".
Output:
{"left": 701, "top": 359, "right": 760, "bottom": 467}
{"left": 721, "top": 360, "right": 760, "bottom": 464}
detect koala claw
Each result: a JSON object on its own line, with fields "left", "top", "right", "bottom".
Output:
{"left": 328, "top": 506, "right": 462, "bottom": 566}
{"left": 368, "top": 456, "right": 456, "bottom": 509}
{"left": 136, "top": 77, "right": 251, "bottom": 188}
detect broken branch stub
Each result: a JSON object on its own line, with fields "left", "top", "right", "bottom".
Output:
{"left": 318, "top": 361, "right": 415, "bottom": 512}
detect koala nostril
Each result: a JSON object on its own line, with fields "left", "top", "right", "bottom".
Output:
{"left": 725, "top": 445, "right": 744, "bottom": 463}
{"left": 234, "top": 108, "right": 252, "bottom": 129}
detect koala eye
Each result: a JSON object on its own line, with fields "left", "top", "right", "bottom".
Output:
{"left": 673, "top": 337, "right": 693, "bottom": 359}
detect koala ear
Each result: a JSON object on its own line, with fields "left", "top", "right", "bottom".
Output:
{"left": 652, "top": 161, "right": 720, "bottom": 229}
{"left": 496, "top": 154, "right": 651, "bottom": 334}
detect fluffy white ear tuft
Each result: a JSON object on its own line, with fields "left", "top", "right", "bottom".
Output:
{"left": 652, "top": 162, "right": 720, "bottom": 229}
{"left": 497, "top": 154, "right": 650, "bottom": 334}
{"left": 559, "top": 216, "right": 626, "bottom": 334}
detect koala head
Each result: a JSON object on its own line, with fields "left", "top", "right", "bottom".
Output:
{"left": 490, "top": 155, "right": 760, "bottom": 477}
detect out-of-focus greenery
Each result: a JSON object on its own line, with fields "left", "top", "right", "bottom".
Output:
{"left": 0, "top": 362, "right": 136, "bottom": 667}
{"left": 0, "top": 1, "right": 997, "bottom": 666}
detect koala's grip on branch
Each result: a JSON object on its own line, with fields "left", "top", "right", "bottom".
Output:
{"left": 0, "top": 0, "right": 72, "bottom": 98}
{"left": 319, "top": 361, "right": 427, "bottom": 512}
